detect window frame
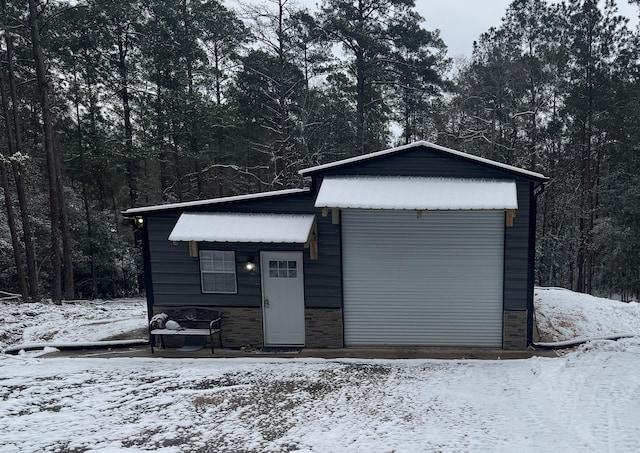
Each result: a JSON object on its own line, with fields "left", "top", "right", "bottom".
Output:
{"left": 199, "top": 250, "right": 238, "bottom": 294}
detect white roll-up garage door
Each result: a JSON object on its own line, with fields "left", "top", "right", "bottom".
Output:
{"left": 342, "top": 209, "right": 504, "bottom": 347}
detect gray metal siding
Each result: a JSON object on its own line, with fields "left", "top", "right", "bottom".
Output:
{"left": 311, "top": 147, "right": 534, "bottom": 313}
{"left": 342, "top": 210, "right": 504, "bottom": 347}
{"left": 146, "top": 192, "right": 342, "bottom": 309}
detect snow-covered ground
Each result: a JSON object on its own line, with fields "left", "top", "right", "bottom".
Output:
{"left": 0, "top": 298, "right": 147, "bottom": 352}
{"left": 0, "top": 290, "right": 639, "bottom": 452}
{"left": 534, "top": 287, "right": 640, "bottom": 341}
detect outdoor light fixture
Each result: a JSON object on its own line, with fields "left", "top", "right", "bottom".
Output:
{"left": 246, "top": 256, "right": 256, "bottom": 271}
{"left": 134, "top": 217, "right": 144, "bottom": 227}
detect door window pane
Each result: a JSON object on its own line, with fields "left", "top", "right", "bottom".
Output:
{"left": 268, "top": 259, "right": 299, "bottom": 278}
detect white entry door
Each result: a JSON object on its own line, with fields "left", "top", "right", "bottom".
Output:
{"left": 261, "top": 251, "right": 305, "bottom": 346}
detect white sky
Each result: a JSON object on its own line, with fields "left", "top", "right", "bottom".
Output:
{"left": 231, "top": 1, "right": 640, "bottom": 58}
{"left": 417, "top": 0, "right": 639, "bottom": 58}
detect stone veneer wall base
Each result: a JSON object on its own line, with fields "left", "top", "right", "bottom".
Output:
{"left": 216, "top": 307, "right": 264, "bottom": 349}
{"left": 153, "top": 306, "right": 263, "bottom": 350}
{"left": 305, "top": 308, "right": 343, "bottom": 348}
{"left": 503, "top": 309, "right": 528, "bottom": 350}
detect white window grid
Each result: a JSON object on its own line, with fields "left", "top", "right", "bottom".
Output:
{"left": 200, "top": 250, "right": 237, "bottom": 293}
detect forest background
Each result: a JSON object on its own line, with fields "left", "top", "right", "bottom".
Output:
{"left": 1, "top": 0, "right": 639, "bottom": 303}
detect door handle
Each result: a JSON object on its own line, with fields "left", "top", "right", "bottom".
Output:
{"left": 264, "top": 297, "right": 270, "bottom": 307}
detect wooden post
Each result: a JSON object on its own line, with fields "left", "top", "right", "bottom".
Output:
{"left": 305, "top": 219, "right": 319, "bottom": 260}
{"left": 506, "top": 209, "right": 517, "bottom": 227}
{"left": 188, "top": 241, "right": 198, "bottom": 257}
{"left": 331, "top": 208, "right": 340, "bottom": 225}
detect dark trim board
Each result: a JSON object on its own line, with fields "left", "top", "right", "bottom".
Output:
{"left": 138, "top": 221, "right": 154, "bottom": 323}
{"left": 527, "top": 183, "right": 540, "bottom": 345}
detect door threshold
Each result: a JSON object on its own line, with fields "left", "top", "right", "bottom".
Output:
{"left": 258, "top": 347, "right": 302, "bottom": 354}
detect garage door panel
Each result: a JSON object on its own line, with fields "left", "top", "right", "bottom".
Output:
{"left": 342, "top": 209, "right": 504, "bottom": 347}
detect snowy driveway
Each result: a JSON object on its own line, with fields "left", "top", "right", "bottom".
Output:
{"left": 2, "top": 340, "right": 640, "bottom": 453}
{"left": 2, "top": 289, "right": 640, "bottom": 452}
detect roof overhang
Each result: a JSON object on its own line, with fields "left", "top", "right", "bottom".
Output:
{"left": 314, "top": 177, "right": 518, "bottom": 211}
{"left": 123, "top": 188, "right": 309, "bottom": 217}
{"left": 168, "top": 212, "right": 316, "bottom": 243}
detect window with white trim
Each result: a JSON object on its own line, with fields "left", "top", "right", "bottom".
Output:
{"left": 200, "top": 250, "right": 237, "bottom": 293}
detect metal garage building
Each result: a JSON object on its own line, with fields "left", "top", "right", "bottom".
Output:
{"left": 125, "top": 141, "right": 547, "bottom": 350}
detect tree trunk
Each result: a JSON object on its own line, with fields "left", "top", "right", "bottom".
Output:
{"left": 2, "top": 0, "right": 38, "bottom": 301}
{"left": 0, "top": 163, "right": 29, "bottom": 302}
{"left": 577, "top": 30, "right": 595, "bottom": 295}
{"left": 83, "top": 183, "right": 98, "bottom": 299}
{"left": 117, "top": 30, "right": 138, "bottom": 208}
{"left": 183, "top": 0, "right": 202, "bottom": 196}
{"left": 276, "top": 0, "right": 289, "bottom": 187}
{"left": 73, "top": 70, "right": 98, "bottom": 299}
{"left": 29, "top": 0, "right": 63, "bottom": 302}
{"left": 355, "top": 48, "right": 366, "bottom": 155}
{"left": 59, "top": 162, "right": 74, "bottom": 299}
{"left": 0, "top": 68, "right": 29, "bottom": 301}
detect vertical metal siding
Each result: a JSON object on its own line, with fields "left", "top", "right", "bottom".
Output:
{"left": 342, "top": 210, "right": 504, "bottom": 347}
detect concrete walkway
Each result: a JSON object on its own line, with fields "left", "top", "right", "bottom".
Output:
{"left": 41, "top": 343, "right": 558, "bottom": 360}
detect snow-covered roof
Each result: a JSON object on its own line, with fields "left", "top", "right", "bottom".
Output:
{"left": 123, "top": 188, "right": 309, "bottom": 216}
{"left": 314, "top": 177, "right": 518, "bottom": 210}
{"left": 299, "top": 141, "right": 547, "bottom": 181}
{"left": 168, "top": 212, "right": 316, "bottom": 243}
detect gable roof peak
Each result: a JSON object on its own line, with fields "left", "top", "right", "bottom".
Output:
{"left": 299, "top": 140, "right": 548, "bottom": 181}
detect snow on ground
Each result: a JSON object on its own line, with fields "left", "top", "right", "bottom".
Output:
{"left": 0, "top": 298, "right": 147, "bottom": 352}
{"left": 534, "top": 287, "right": 640, "bottom": 341}
{"left": 1, "top": 290, "right": 639, "bottom": 452}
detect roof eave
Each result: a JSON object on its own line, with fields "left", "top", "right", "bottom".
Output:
{"left": 122, "top": 187, "right": 310, "bottom": 217}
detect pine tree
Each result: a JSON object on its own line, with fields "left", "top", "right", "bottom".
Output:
{"left": 28, "top": 0, "right": 75, "bottom": 302}
{"left": 319, "top": 0, "right": 419, "bottom": 154}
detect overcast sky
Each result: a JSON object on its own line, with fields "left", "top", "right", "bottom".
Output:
{"left": 417, "top": 0, "right": 639, "bottom": 58}
{"left": 231, "top": 0, "right": 639, "bottom": 58}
